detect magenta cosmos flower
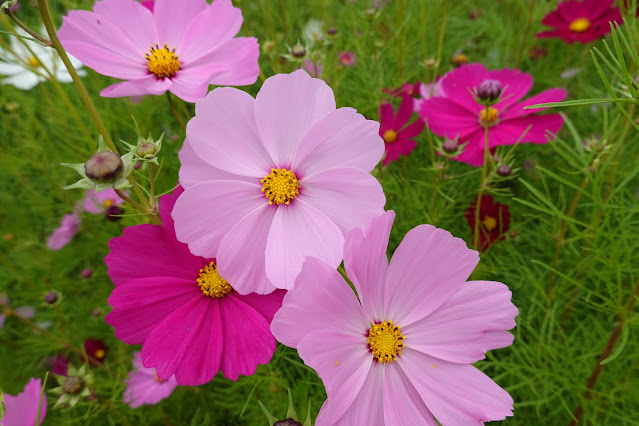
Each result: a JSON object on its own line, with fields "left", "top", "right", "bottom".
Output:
{"left": 173, "top": 70, "right": 386, "bottom": 293}
{"left": 420, "top": 63, "right": 566, "bottom": 166}
{"left": 2, "top": 378, "right": 47, "bottom": 426}
{"left": 536, "top": 0, "right": 621, "bottom": 44}
{"left": 58, "top": 0, "right": 260, "bottom": 102}
{"left": 105, "top": 187, "right": 285, "bottom": 385}
{"left": 380, "top": 95, "right": 425, "bottom": 166}
{"left": 271, "top": 211, "right": 518, "bottom": 425}
{"left": 124, "top": 351, "right": 178, "bottom": 408}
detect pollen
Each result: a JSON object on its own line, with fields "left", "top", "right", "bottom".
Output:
{"left": 569, "top": 18, "right": 591, "bottom": 33}
{"left": 94, "top": 349, "right": 105, "bottom": 359}
{"left": 261, "top": 168, "right": 300, "bottom": 205}
{"left": 145, "top": 43, "right": 181, "bottom": 79}
{"left": 383, "top": 130, "right": 398, "bottom": 143}
{"left": 367, "top": 320, "right": 405, "bottom": 364}
{"left": 480, "top": 107, "right": 499, "bottom": 126}
{"left": 28, "top": 57, "right": 40, "bottom": 67}
{"left": 482, "top": 215, "right": 498, "bottom": 232}
{"left": 103, "top": 199, "right": 114, "bottom": 208}
{"left": 154, "top": 372, "right": 166, "bottom": 383}
{"left": 197, "top": 261, "right": 233, "bottom": 298}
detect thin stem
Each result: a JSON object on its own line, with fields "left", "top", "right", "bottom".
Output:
{"left": 166, "top": 92, "right": 187, "bottom": 130}
{"left": 397, "top": 0, "right": 405, "bottom": 80}
{"left": 5, "top": 9, "right": 51, "bottom": 45}
{"left": 114, "top": 188, "right": 144, "bottom": 210}
{"left": 148, "top": 162, "right": 156, "bottom": 208}
{"left": 431, "top": 0, "right": 447, "bottom": 83}
{"left": 514, "top": 0, "right": 536, "bottom": 67}
{"left": 473, "top": 121, "right": 490, "bottom": 250}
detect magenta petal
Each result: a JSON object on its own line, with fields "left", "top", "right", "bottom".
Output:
{"left": 3, "top": 378, "right": 47, "bottom": 426}
{"left": 395, "top": 95, "right": 415, "bottom": 127}
{"left": 178, "top": 139, "right": 252, "bottom": 189}
{"left": 142, "top": 296, "right": 222, "bottom": 385}
{"left": 487, "top": 68, "right": 533, "bottom": 110}
{"left": 255, "top": 70, "right": 336, "bottom": 167}
{"left": 400, "top": 118, "right": 425, "bottom": 138}
{"left": 233, "top": 290, "right": 286, "bottom": 323}
{"left": 385, "top": 225, "right": 479, "bottom": 327}
{"left": 158, "top": 186, "right": 184, "bottom": 231}
{"left": 403, "top": 281, "right": 518, "bottom": 363}
{"left": 154, "top": 0, "right": 208, "bottom": 49}
{"left": 300, "top": 168, "right": 386, "bottom": 235}
{"left": 440, "top": 63, "right": 488, "bottom": 113}
{"left": 101, "top": 76, "right": 171, "bottom": 98}
{"left": 420, "top": 97, "right": 479, "bottom": 140}
{"left": 293, "top": 107, "right": 384, "bottom": 176}
{"left": 271, "top": 257, "right": 370, "bottom": 348}
{"left": 501, "top": 88, "right": 567, "bottom": 119}
{"left": 93, "top": 0, "right": 155, "bottom": 53}
{"left": 265, "top": 201, "right": 344, "bottom": 290}
{"left": 383, "top": 363, "right": 438, "bottom": 425}
{"left": 380, "top": 103, "right": 395, "bottom": 129}
{"left": 400, "top": 349, "right": 514, "bottom": 425}
{"left": 344, "top": 211, "right": 395, "bottom": 321}
{"left": 493, "top": 113, "right": 564, "bottom": 146}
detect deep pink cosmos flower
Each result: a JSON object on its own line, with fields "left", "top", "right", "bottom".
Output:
{"left": 173, "top": 70, "right": 385, "bottom": 293}
{"left": 2, "top": 378, "right": 47, "bottom": 426}
{"left": 464, "top": 194, "right": 511, "bottom": 252}
{"left": 271, "top": 211, "right": 518, "bottom": 424}
{"left": 537, "top": 0, "right": 621, "bottom": 44}
{"left": 46, "top": 213, "right": 81, "bottom": 250}
{"left": 58, "top": 0, "right": 260, "bottom": 102}
{"left": 379, "top": 95, "right": 425, "bottom": 166}
{"left": 105, "top": 187, "right": 285, "bottom": 385}
{"left": 420, "top": 63, "right": 566, "bottom": 166}
{"left": 124, "top": 351, "right": 178, "bottom": 408}
{"left": 83, "top": 338, "right": 108, "bottom": 365}
{"left": 383, "top": 81, "right": 421, "bottom": 99}
{"left": 83, "top": 188, "right": 124, "bottom": 214}
{"left": 338, "top": 51, "right": 357, "bottom": 67}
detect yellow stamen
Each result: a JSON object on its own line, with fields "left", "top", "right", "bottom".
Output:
{"left": 145, "top": 43, "right": 181, "bottom": 79}
{"left": 482, "top": 215, "right": 498, "bottom": 232}
{"left": 28, "top": 57, "right": 40, "bottom": 67}
{"left": 569, "top": 18, "right": 591, "bottom": 33}
{"left": 480, "top": 107, "right": 499, "bottom": 126}
{"left": 103, "top": 199, "right": 114, "bottom": 208}
{"left": 261, "top": 168, "right": 300, "bottom": 205}
{"left": 154, "top": 372, "right": 165, "bottom": 383}
{"left": 95, "top": 349, "right": 105, "bottom": 359}
{"left": 367, "top": 320, "right": 405, "bottom": 364}
{"left": 197, "top": 261, "right": 232, "bottom": 298}
{"left": 383, "top": 130, "right": 398, "bottom": 144}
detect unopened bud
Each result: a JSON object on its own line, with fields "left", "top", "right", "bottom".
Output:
{"left": 137, "top": 142, "right": 156, "bottom": 157}
{"left": 327, "top": 27, "right": 337, "bottom": 36}
{"left": 63, "top": 376, "right": 84, "bottom": 395}
{"left": 84, "top": 151, "right": 123, "bottom": 183}
{"left": 105, "top": 205, "right": 124, "bottom": 222}
{"left": 44, "top": 291, "right": 60, "bottom": 305}
{"left": 291, "top": 45, "right": 306, "bottom": 58}
{"left": 497, "top": 164, "right": 512, "bottom": 177}
{"left": 477, "top": 79, "right": 502, "bottom": 103}
{"left": 81, "top": 268, "right": 92, "bottom": 279}
{"left": 274, "top": 420, "right": 302, "bottom": 426}
{"left": 442, "top": 139, "right": 458, "bottom": 153}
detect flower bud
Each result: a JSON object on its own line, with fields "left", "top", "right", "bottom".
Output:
{"left": 327, "top": 27, "right": 337, "bottom": 36}
{"left": 81, "top": 268, "right": 92, "bottom": 279}
{"left": 262, "top": 40, "right": 276, "bottom": 53}
{"left": 442, "top": 139, "right": 459, "bottom": 153}
{"left": 44, "top": 291, "right": 61, "bottom": 305}
{"left": 291, "top": 44, "right": 306, "bottom": 58}
{"left": 63, "top": 376, "right": 84, "bottom": 395}
{"left": 477, "top": 79, "right": 502, "bottom": 103}
{"left": 105, "top": 205, "right": 124, "bottom": 222}
{"left": 497, "top": 164, "right": 512, "bottom": 177}
{"left": 84, "top": 151, "right": 123, "bottom": 183}
{"left": 274, "top": 420, "right": 303, "bottom": 426}
{"left": 136, "top": 142, "right": 156, "bottom": 157}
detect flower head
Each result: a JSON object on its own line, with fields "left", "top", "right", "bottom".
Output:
{"left": 338, "top": 51, "right": 357, "bottom": 67}
{"left": 83, "top": 188, "right": 125, "bottom": 214}
{"left": 383, "top": 81, "right": 421, "bottom": 99}
{"left": 412, "top": 78, "right": 445, "bottom": 112}
{"left": 536, "top": 0, "right": 621, "bottom": 44}
{"left": 379, "top": 96, "right": 425, "bottom": 166}
{"left": 58, "top": 0, "right": 260, "bottom": 102}
{"left": 46, "top": 213, "right": 81, "bottom": 251}
{"left": 83, "top": 338, "right": 108, "bottom": 364}
{"left": 465, "top": 194, "right": 511, "bottom": 252}
{"left": 2, "top": 378, "right": 47, "bottom": 425}
{"left": 420, "top": 63, "right": 566, "bottom": 166}
{"left": 124, "top": 352, "right": 177, "bottom": 408}
{"left": 50, "top": 364, "right": 93, "bottom": 408}
{"left": 271, "top": 212, "right": 518, "bottom": 424}
{"left": 172, "top": 70, "right": 385, "bottom": 293}
{"left": 106, "top": 187, "right": 286, "bottom": 385}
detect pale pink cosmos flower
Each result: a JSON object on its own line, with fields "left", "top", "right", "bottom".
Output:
{"left": 271, "top": 211, "right": 518, "bottom": 424}
{"left": 413, "top": 78, "right": 445, "bottom": 112}
{"left": 124, "top": 351, "right": 178, "bottom": 408}
{"left": 46, "top": 213, "right": 81, "bottom": 250}
{"left": 58, "top": 0, "right": 260, "bottom": 102}
{"left": 2, "top": 378, "right": 47, "bottom": 426}
{"left": 83, "top": 188, "right": 124, "bottom": 214}
{"left": 173, "top": 70, "right": 386, "bottom": 294}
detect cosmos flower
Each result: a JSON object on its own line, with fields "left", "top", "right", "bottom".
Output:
{"left": 271, "top": 211, "right": 518, "bottom": 425}
{"left": 338, "top": 51, "right": 357, "bottom": 67}
{"left": 0, "top": 27, "right": 85, "bottom": 90}
{"left": 301, "top": 59, "right": 323, "bottom": 77}
{"left": 173, "top": 70, "right": 385, "bottom": 293}
{"left": 420, "top": 63, "right": 566, "bottom": 166}
{"left": 2, "top": 378, "right": 47, "bottom": 426}
{"left": 383, "top": 81, "right": 421, "bottom": 99}
{"left": 58, "top": 0, "right": 260, "bottom": 102}
{"left": 124, "top": 352, "right": 178, "bottom": 408}
{"left": 46, "top": 213, "right": 81, "bottom": 251}
{"left": 83, "top": 188, "right": 125, "bottom": 214}
{"left": 464, "top": 194, "right": 511, "bottom": 252}
{"left": 413, "top": 78, "right": 445, "bottom": 112}
{"left": 536, "top": 0, "right": 621, "bottom": 44}
{"left": 379, "top": 95, "right": 425, "bottom": 166}
{"left": 83, "top": 338, "right": 108, "bottom": 365}
{"left": 106, "top": 187, "right": 285, "bottom": 385}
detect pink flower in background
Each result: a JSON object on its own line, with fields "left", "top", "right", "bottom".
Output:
{"left": 271, "top": 211, "right": 518, "bottom": 424}
{"left": 536, "top": 0, "right": 621, "bottom": 44}
{"left": 420, "top": 63, "right": 566, "bottom": 166}
{"left": 384, "top": 81, "right": 421, "bottom": 99}
{"left": 2, "top": 378, "right": 47, "bottom": 426}
{"left": 0, "top": 297, "right": 35, "bottom": 330}
{"left": 338, "top": 51, "right": 357, "bottom": 67}
{"left": 173, "top": 70, "right": 385, "bottom": 293}
{"left": 379, "top": 95, "right": 425, "bottom": 166}
{"left": 58, "top": 0, "right": 260, "bottom": 102}
{"left": 124, "top": 352, "right": 177, "bottom": 408}
{"left": 413, "top": 78, "right": 445, "bottom": 112}
{"left": 46, "top": 213, "right": 81, "bottom": 250}
{"left": 106, "top": 187, "right": 285, "bottom": 385}
{"left": 83, "top": 188, "right": 124, "bottom": 214}
{"left": 301, "top": 59, "right": 322, "bottom": 77}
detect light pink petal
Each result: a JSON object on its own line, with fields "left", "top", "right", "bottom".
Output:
{"left": 271, "top": 257, "right": 370, "bottom": 348}
{"left": 492, "top": 113, "right": 564, "bottom": 146}
{"left": 142, "top": 296, "right": 222, "bottom": 385}
{"left": 167, "top": 77, "right": 209, "bottom": 103}
{"left": 204, "top": 37, "right": 260, "bottom": 86}
{"left": 501, "top": 88, "right": 567, "bottom": 119}
{"left": 100, "top": 76, "right": 171, "bottom": 98}
{"left": 300, "top": 168, "right": 386, "bottom": 235}
{"left": 172, "top": 180, "right": 264, "bottom": 258}
{"left": 93, "top": 0, "right": 156, "bottom": 53}
{"left": 217, "top": 204, "right": 277, "bottom": 295}
{"left": 383, "top": 363, "right": 438, "bottom": 425}
{"left": 265, "top": 201, "right": 344, "bottom": 290}
{"left": 255, "top": 70, "right": 336, "bottom": 167}
{"left": 106, "top": 224, "right": 202, "bottom": 286}
{"left": 218, "top": 294, "right": 277, "bottom": 380}
{"left": 154, "top": 0, "right": 208, "bottom": 49}
{"left": 403, "top": 280, "right": 518, "bottom": 364}
{"left": 401, "top": 348, "right": 514, "bottom": 425}
{"left": 292, "top": 108, "right": 384, "bottom": 176}
{"left": 188, "top": 87, "right": 272, "bottom": 177}
{"left": 106, "top": 276, "right": 201, "bottom": 344}
{"left": 385, "top": 225, "right": 479, "bottom": 327}
{"left": 440, "top": 63, "right": 488, "bottom": 113}
{"left": 46, "top": 213, "right": 80, "bottom": 250}
{"left": 124, "top": 352, "right": 177, "bottom": 409}
{"left": 178, "top": 139, "right": 252, "bottom": 189}
{"left": 344, "top": 211, "right": 395, "bottom": 321}
{"left": 3, "top": 378, "right": 47, "bottom": 426}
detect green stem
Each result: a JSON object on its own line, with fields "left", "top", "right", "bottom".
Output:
{"left": 397, "top": 0, "right": 405, "bottom": 80}
{"left": 166, "top": 92, "right": 187, "bottom": 130}
{"left": 514, "top": 0, "right": 536, "bottom": 67}
{"left": 473, "top": 121, "right": 490, "bottom": 250}
{"left": 6, "top": 9, "right": 51, "bottom": 45}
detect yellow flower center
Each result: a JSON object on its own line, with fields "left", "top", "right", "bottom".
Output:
{"left": 28, "top": 57, "right": 40, "bottom": 67}
{"left": 145, "top": 43, "right": 181, "bottom": 79}
{"left": 383, "top": 130, "right": 398, "bottom": 144}
{"left": 95, "top": 349, "right": 105, "bottom": 359}
{"left": 482, "top": 215, "right": 497, "bottom": 232}
{"left": 103, "top": 199, "right": 114, "bottom": 208}
{"left": 261, "top": 168, "right": 300, "bottom": 205}
{"left": 569, "top": 18, "right": 591, "bottom": 33}
{"left": 480, "top": 107, "right": 499, "bottom": 126}
{"left": 367, "top": 320, "right": 405, "bottom": 364}
{"left": 197, "top": 261, "right": 232, "bottom": 298}
{"left": 154, "top": 372, "right": 165, "bottom": 383}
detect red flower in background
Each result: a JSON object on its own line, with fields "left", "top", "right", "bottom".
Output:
{"left": 379, "top": 96, "right": 425, "bottom": 166}
{"left": 536, "top": 0, "right": 621, "bottom": 44}
{"left": 84, "top": 338, "right": 108, "bottom": 365}
{"left": 464, "top": 194, "right": 510, "bottom": 252}
{"left": 384, "top": 81, "right": 421, "bottom": 98}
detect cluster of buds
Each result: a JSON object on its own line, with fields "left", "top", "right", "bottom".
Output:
{"left": 258, "top": 389, "right": 312, "bottom": 426}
